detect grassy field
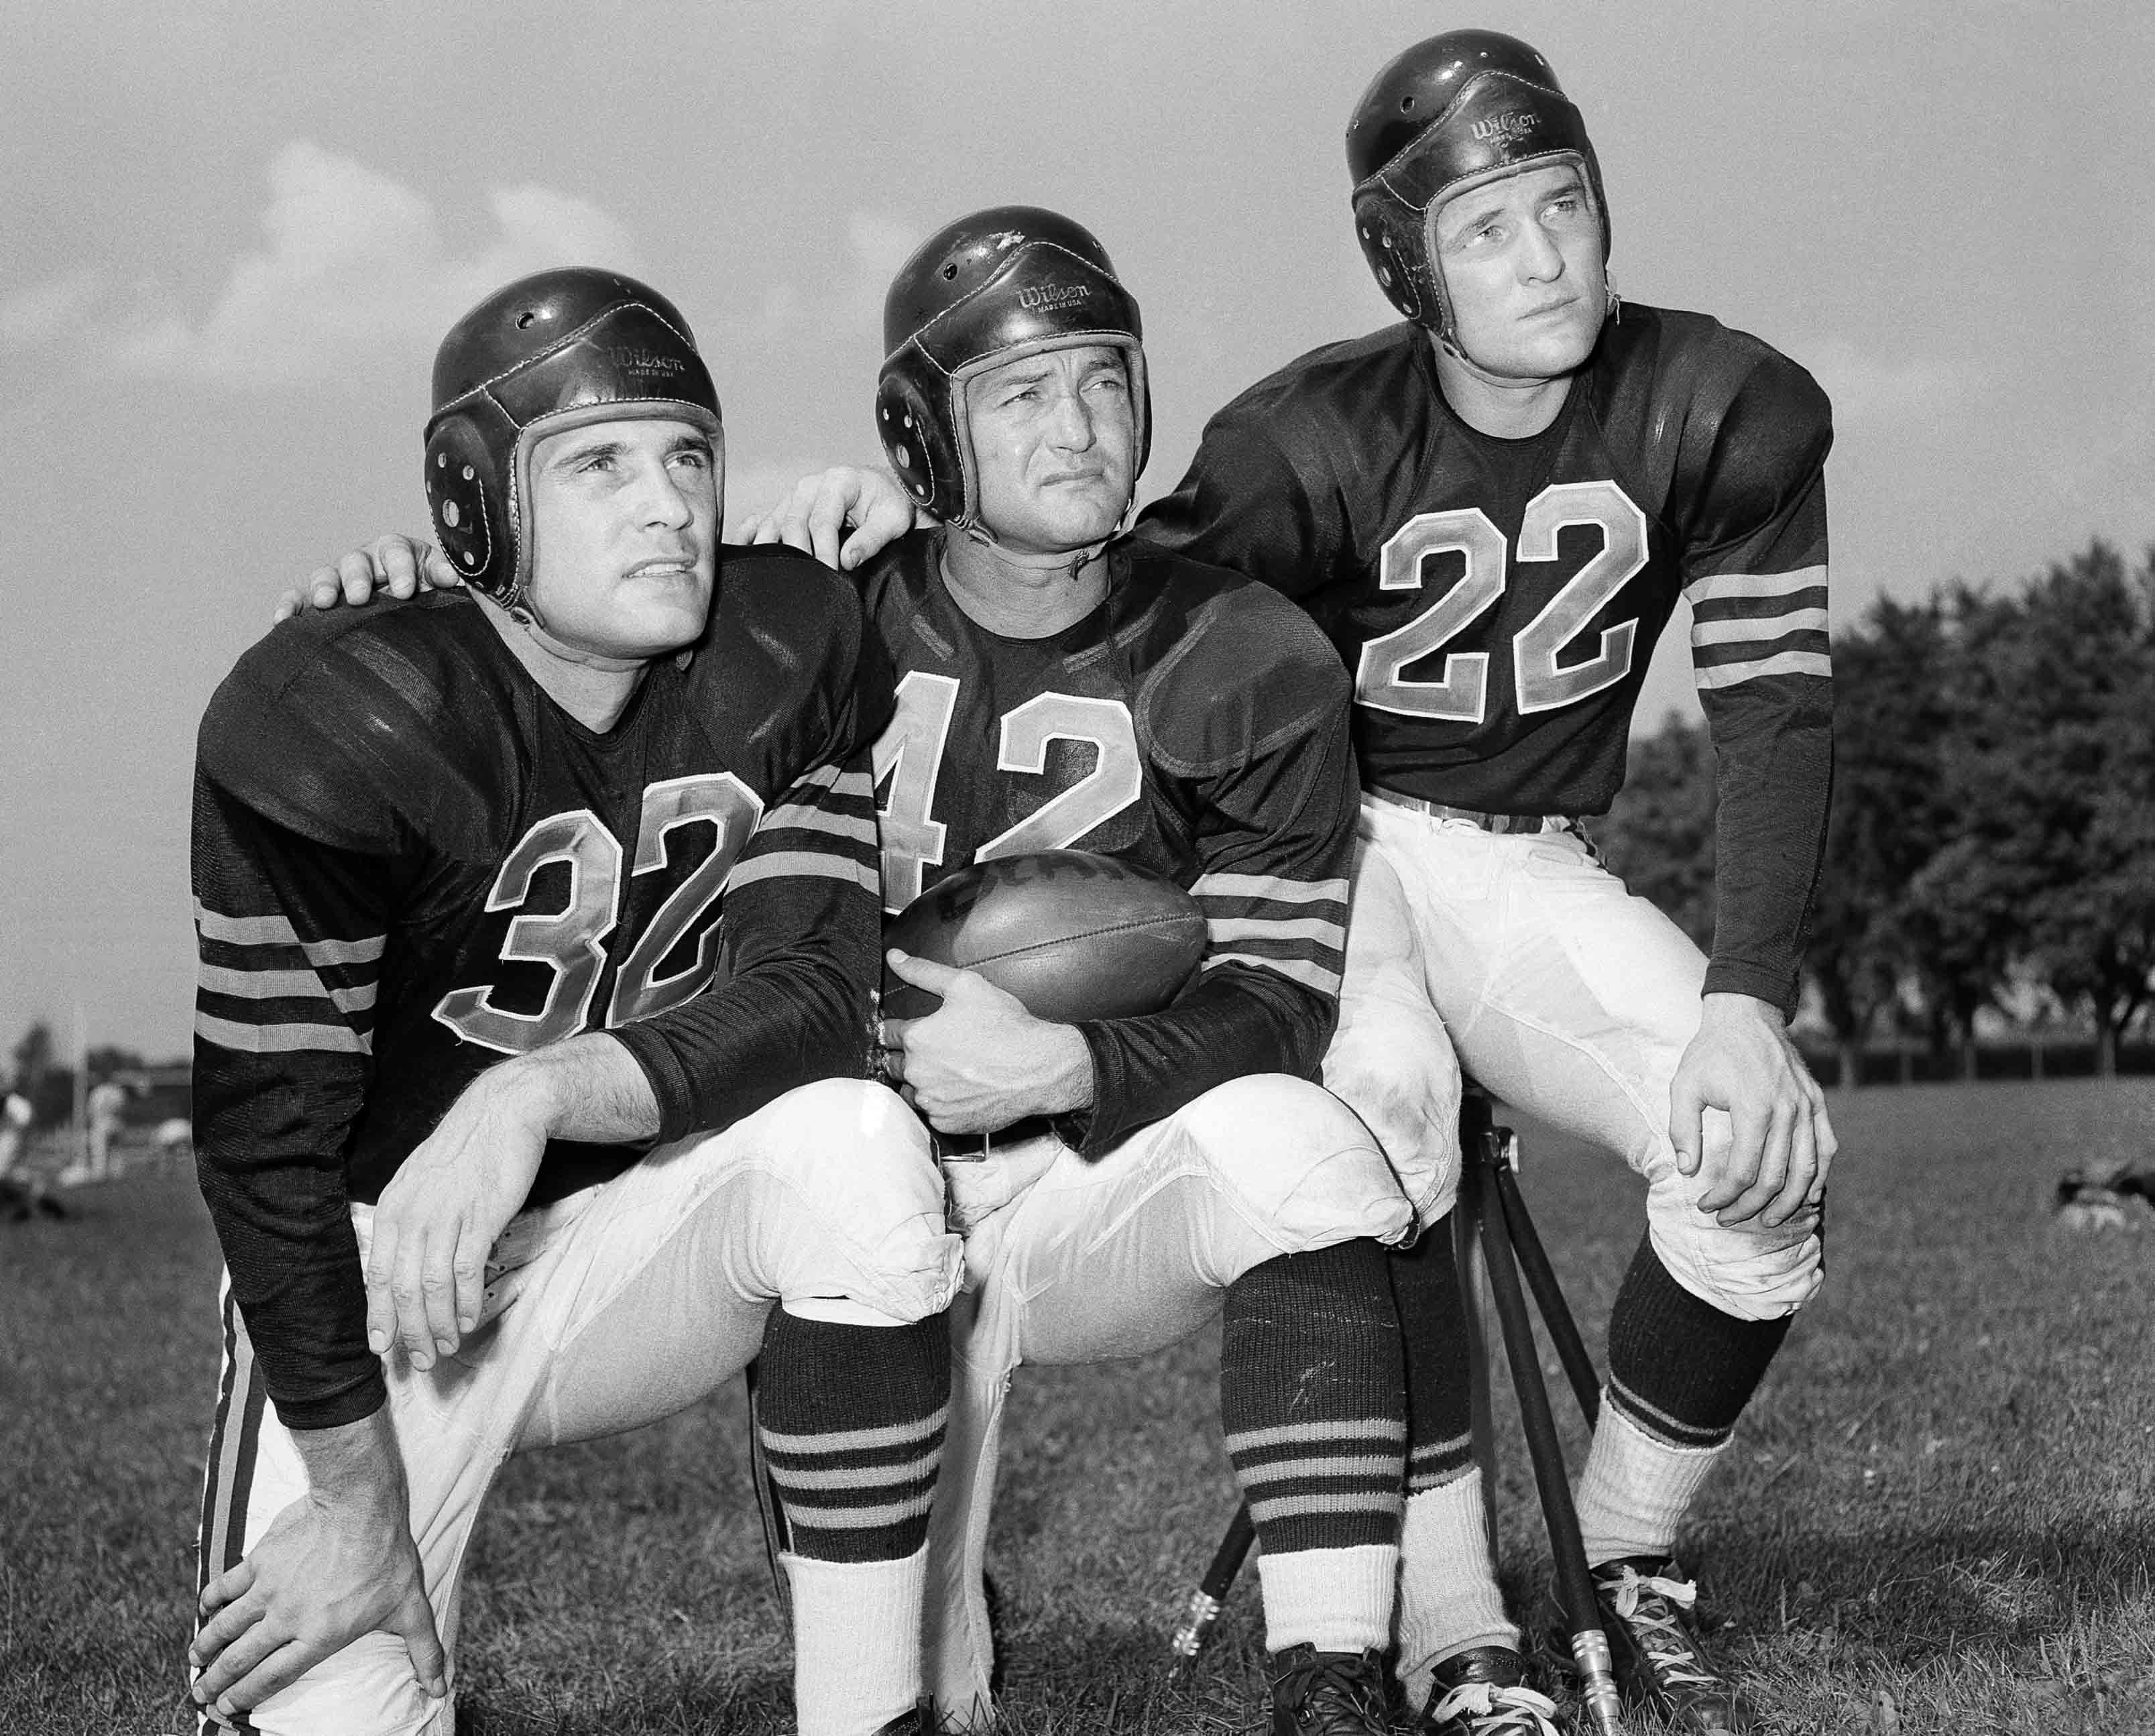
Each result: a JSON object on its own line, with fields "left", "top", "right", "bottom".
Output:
{"left": 4, "top": 1079, "right": 2153, "bottom": 1734}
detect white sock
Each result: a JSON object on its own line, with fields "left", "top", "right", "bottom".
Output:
{"left": 1257, "top": 1542, "right": 1397, "bottom": 1655}
{"left": 1395, "top": 1472, "right": 1518, "bottom": 1704}
{"left": 1572, "top": 1401, "right": 1727, "bottom": 1567}
{"left": 782, "top": 1544, "right": 927, "bottom": 1736}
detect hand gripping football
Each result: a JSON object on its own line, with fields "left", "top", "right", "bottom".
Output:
{"left": 881, "top": 850, "right": 1208, "bottom": 1022}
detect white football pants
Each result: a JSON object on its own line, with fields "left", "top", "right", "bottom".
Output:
{"left": 1320, "top": 798, "right": 1823, "bottom": 1322}
{"left": 194, "top": 1080, "right": 960, "bottom": 1736}
{"left": 922, "top": 1072, "right": 1414, "bottom": 1718}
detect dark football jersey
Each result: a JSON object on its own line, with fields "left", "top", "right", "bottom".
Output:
{"left": 1140, "top": 304, "right": 1833, "bottom": 1011}
{"left": 859, "top": 532, "right": 1356, "bottom": 1153}
{"left": 192, "top": 548, "right": 888, "bottom": 1428}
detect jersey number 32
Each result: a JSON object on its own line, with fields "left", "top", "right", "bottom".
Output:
{"left": 433, "top": 772, "right": 762, "bottom": 1055}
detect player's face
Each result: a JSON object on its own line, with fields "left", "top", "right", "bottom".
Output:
{"left": 966, "top": 343, "right": 1137, "bottom": 557}
{"left": 1432, "top": 162, "right": 1606, "bottom": 382}
{"left": 524, "top": 416, "right": 719, "bottom": 658}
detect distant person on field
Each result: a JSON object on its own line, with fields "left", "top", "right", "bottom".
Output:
{"left": 86, "top": 1077, "right": 128, "bottom": 1181}
{"left": 0, "top": 1091, "right": 62, "bottom": 1221}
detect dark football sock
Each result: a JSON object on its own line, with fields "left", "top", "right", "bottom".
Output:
{"left": 1220, "top": 1240, "right": 1406, "bottom": 1557}
{"left": 1388, "top": 1216, "right": 1477, "bottom": 1493}
{"left": 1604, "top": 1236, "right": 1791, "bottom": 1448}
{"left": 754, "top": 1307, "right": 950, "bottom": 1563}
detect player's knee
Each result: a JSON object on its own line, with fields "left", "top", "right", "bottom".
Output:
{"left": 769, "top": 1078, "right": 933, "bottom": 1179}
{"left": 205, "top": 1628, "right": 449, "bottom": 1735}
{"left": 752, "top": 1079, "right": 958, "bottom": 1318}
{"left": 1170, "top": 1074, "right": 1413, "bottom": 1253}
{"left": 1648, "top": 1210, "right": 1823, "bottom": 1322}
{"left": 1321, "top": 1032, "right": 1459, "bottom": 1224}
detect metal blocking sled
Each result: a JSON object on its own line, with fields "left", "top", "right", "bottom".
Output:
{"left": 1169, "top": 1085, "right": 1628, "bottom": 1736}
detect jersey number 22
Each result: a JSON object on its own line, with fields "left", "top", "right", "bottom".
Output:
{"left": 1356, "top": 480, "right": 1647, "bottom": 723}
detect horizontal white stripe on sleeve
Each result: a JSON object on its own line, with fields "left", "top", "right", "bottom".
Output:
{"left": 1694, "top": 649, "right": 1834, "bottom": 689}
{"left": 1684, "top": 564, "right": 1827, "bottom": 604}
{"left": 1690, "top": 605, "right": 1830, "bottom": 646}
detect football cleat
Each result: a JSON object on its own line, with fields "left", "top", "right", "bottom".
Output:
{"left": 1574, "top": 1556, "right": 1755, "bottom": 1734}
{"left": 1418, "top": 1645, "right": 1561, "bottom": 1736}
{"left": 1268, "top": 1645, "right": 1391, "bottom": 1735}
{"left": 872, "top": 1702, "right": 941, "bottom": 1735}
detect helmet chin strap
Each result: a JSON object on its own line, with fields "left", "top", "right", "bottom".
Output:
{"left": 491, "top": 586, "right": 647, "bottom": 674}
{"left": 954, "top": 493, "right": 1132, "bottom": 585}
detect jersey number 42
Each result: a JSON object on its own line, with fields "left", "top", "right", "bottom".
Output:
{"left": 872, "top": 676, "right": 1143, "bottom": 913}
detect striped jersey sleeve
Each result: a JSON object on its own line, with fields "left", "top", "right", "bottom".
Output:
{"left": 1678, "top": 346, "right": 1835, "bottom": 1012}
{"left": 609, "top": 747, "right": 886, "bottom": 1145}
{"left": 1190, "top": 870, "right": 1350, "bottom": 1000}
{"left": 191, "top": 769, "right": 390, "bottom": 1430}
{"left": 1071, "top": 577, "right": 1359, "bottom": 1154}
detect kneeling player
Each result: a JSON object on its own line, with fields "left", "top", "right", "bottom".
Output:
{"left": 188, "top": 271, "right": 960, "bottom": 1736}
{"left": 284, "top": 217, "right": 1419, "bottom": 1736}
{"left": 864, "top": 207, "right": 1417, "bottom": 1734}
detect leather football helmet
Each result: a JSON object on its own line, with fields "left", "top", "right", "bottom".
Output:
{"left": 1346, "top": 31, "right": 1609, "bottom": 339}
{"left": 875, "top": 207, "right": 1149, "bottom": 531}
{"left": 424, "top": 268, "right": 722, "bottom": 614}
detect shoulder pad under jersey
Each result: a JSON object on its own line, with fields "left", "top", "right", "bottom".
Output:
{"left": 196, "top": 591, "right": 528, "bottom": 858}
{"left": 1216, "top": 321, "right": 1427, "bottom": 427}
{"left": 693, "top": 540, "right": 884, "bottom": 747}
{"left": 1127, "top": 551, "right": 1350, "bottom": 776}
{"left": 1593, "top": 305, "right": 1833, "bottom": 541}
{"left": 705, "top": 540, "right": 864, "bottom": 666}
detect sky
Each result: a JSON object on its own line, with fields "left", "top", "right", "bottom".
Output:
{"left": 3, "top": 0, "right": 2151, "bottom": 1059}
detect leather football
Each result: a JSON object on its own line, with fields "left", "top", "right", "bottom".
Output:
{"left": 881, "top": 850, "right": 1207, "bottom": 1022}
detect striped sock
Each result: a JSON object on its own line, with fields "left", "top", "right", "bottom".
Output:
{"left": 754, "top": 1306, "right": 950, "bottom": 1563}
{"left": 1391, "top": 1217, "right": 1476, "bottom": 1499}
{"left": 1603, "top": 1236, "right": 1792, "bottom": 1450}
{"left": 1576, "top": 1238, "right": 1790, "bottom": 1564}
{"left": 755, "top": 1307, "right": 949, "bottom": 1735}
{"left": 1220, "top": 1242, "right": 1405, "bottom": 1655}
{"left": 1389, "top": 1218, "right": 1518, "bottom": 1696}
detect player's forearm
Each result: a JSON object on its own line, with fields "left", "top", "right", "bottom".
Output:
{"left": 612, "top": 945, "right": 874, "bottom": 1142}
{"left": 1075, "top": 968, "right": 1334, "bottom": 1155}
{"left": 194, "top": 1074, "right": 386, "bottom": 1430}
{"left": 1702, "top": 680, "right": 1833, "bottom": 1016}
{"left": 283, "top": 1402, "right": 410, "bottom": 1511}
{"left": 482, "top": 1033, "right": 660, "bottom": 1145}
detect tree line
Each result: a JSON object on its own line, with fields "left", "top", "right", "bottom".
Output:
{"left": 1600, "top": 540, "right": 2155, "bottom": 1082}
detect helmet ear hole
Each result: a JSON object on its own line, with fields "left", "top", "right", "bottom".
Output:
{"left": 424, "top": 418, "right": 502, "bottom": 592}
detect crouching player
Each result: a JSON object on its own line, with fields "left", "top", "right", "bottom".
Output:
{"left": 282, "top": 215, "right": 1423, "bottom": 1736}
{"left": 188, "top": 270, "right": 961, "bottom": 1736}
{"left": 863, "top": 209, "right": 1422, "bottom": 1733}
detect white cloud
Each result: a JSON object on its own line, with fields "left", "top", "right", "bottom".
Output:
{"left": 0, "top": 269, "right": 109, "bottom": 351}
{"left": 719, "top": 208, "right": 923, "bottom": 347}
{"left": 108, "top": 141, "right": 641, "bottom": 388}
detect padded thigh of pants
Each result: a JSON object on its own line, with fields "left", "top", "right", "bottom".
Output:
{"left": 1323, "top": 835, "right": 1465, "bottom": 1225}
{"left": 1358, "top": 801, "right": 1820, "bottom": 1321}
{"left": 972, "top": 1072, "right": 1412, "bottom": 1369}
